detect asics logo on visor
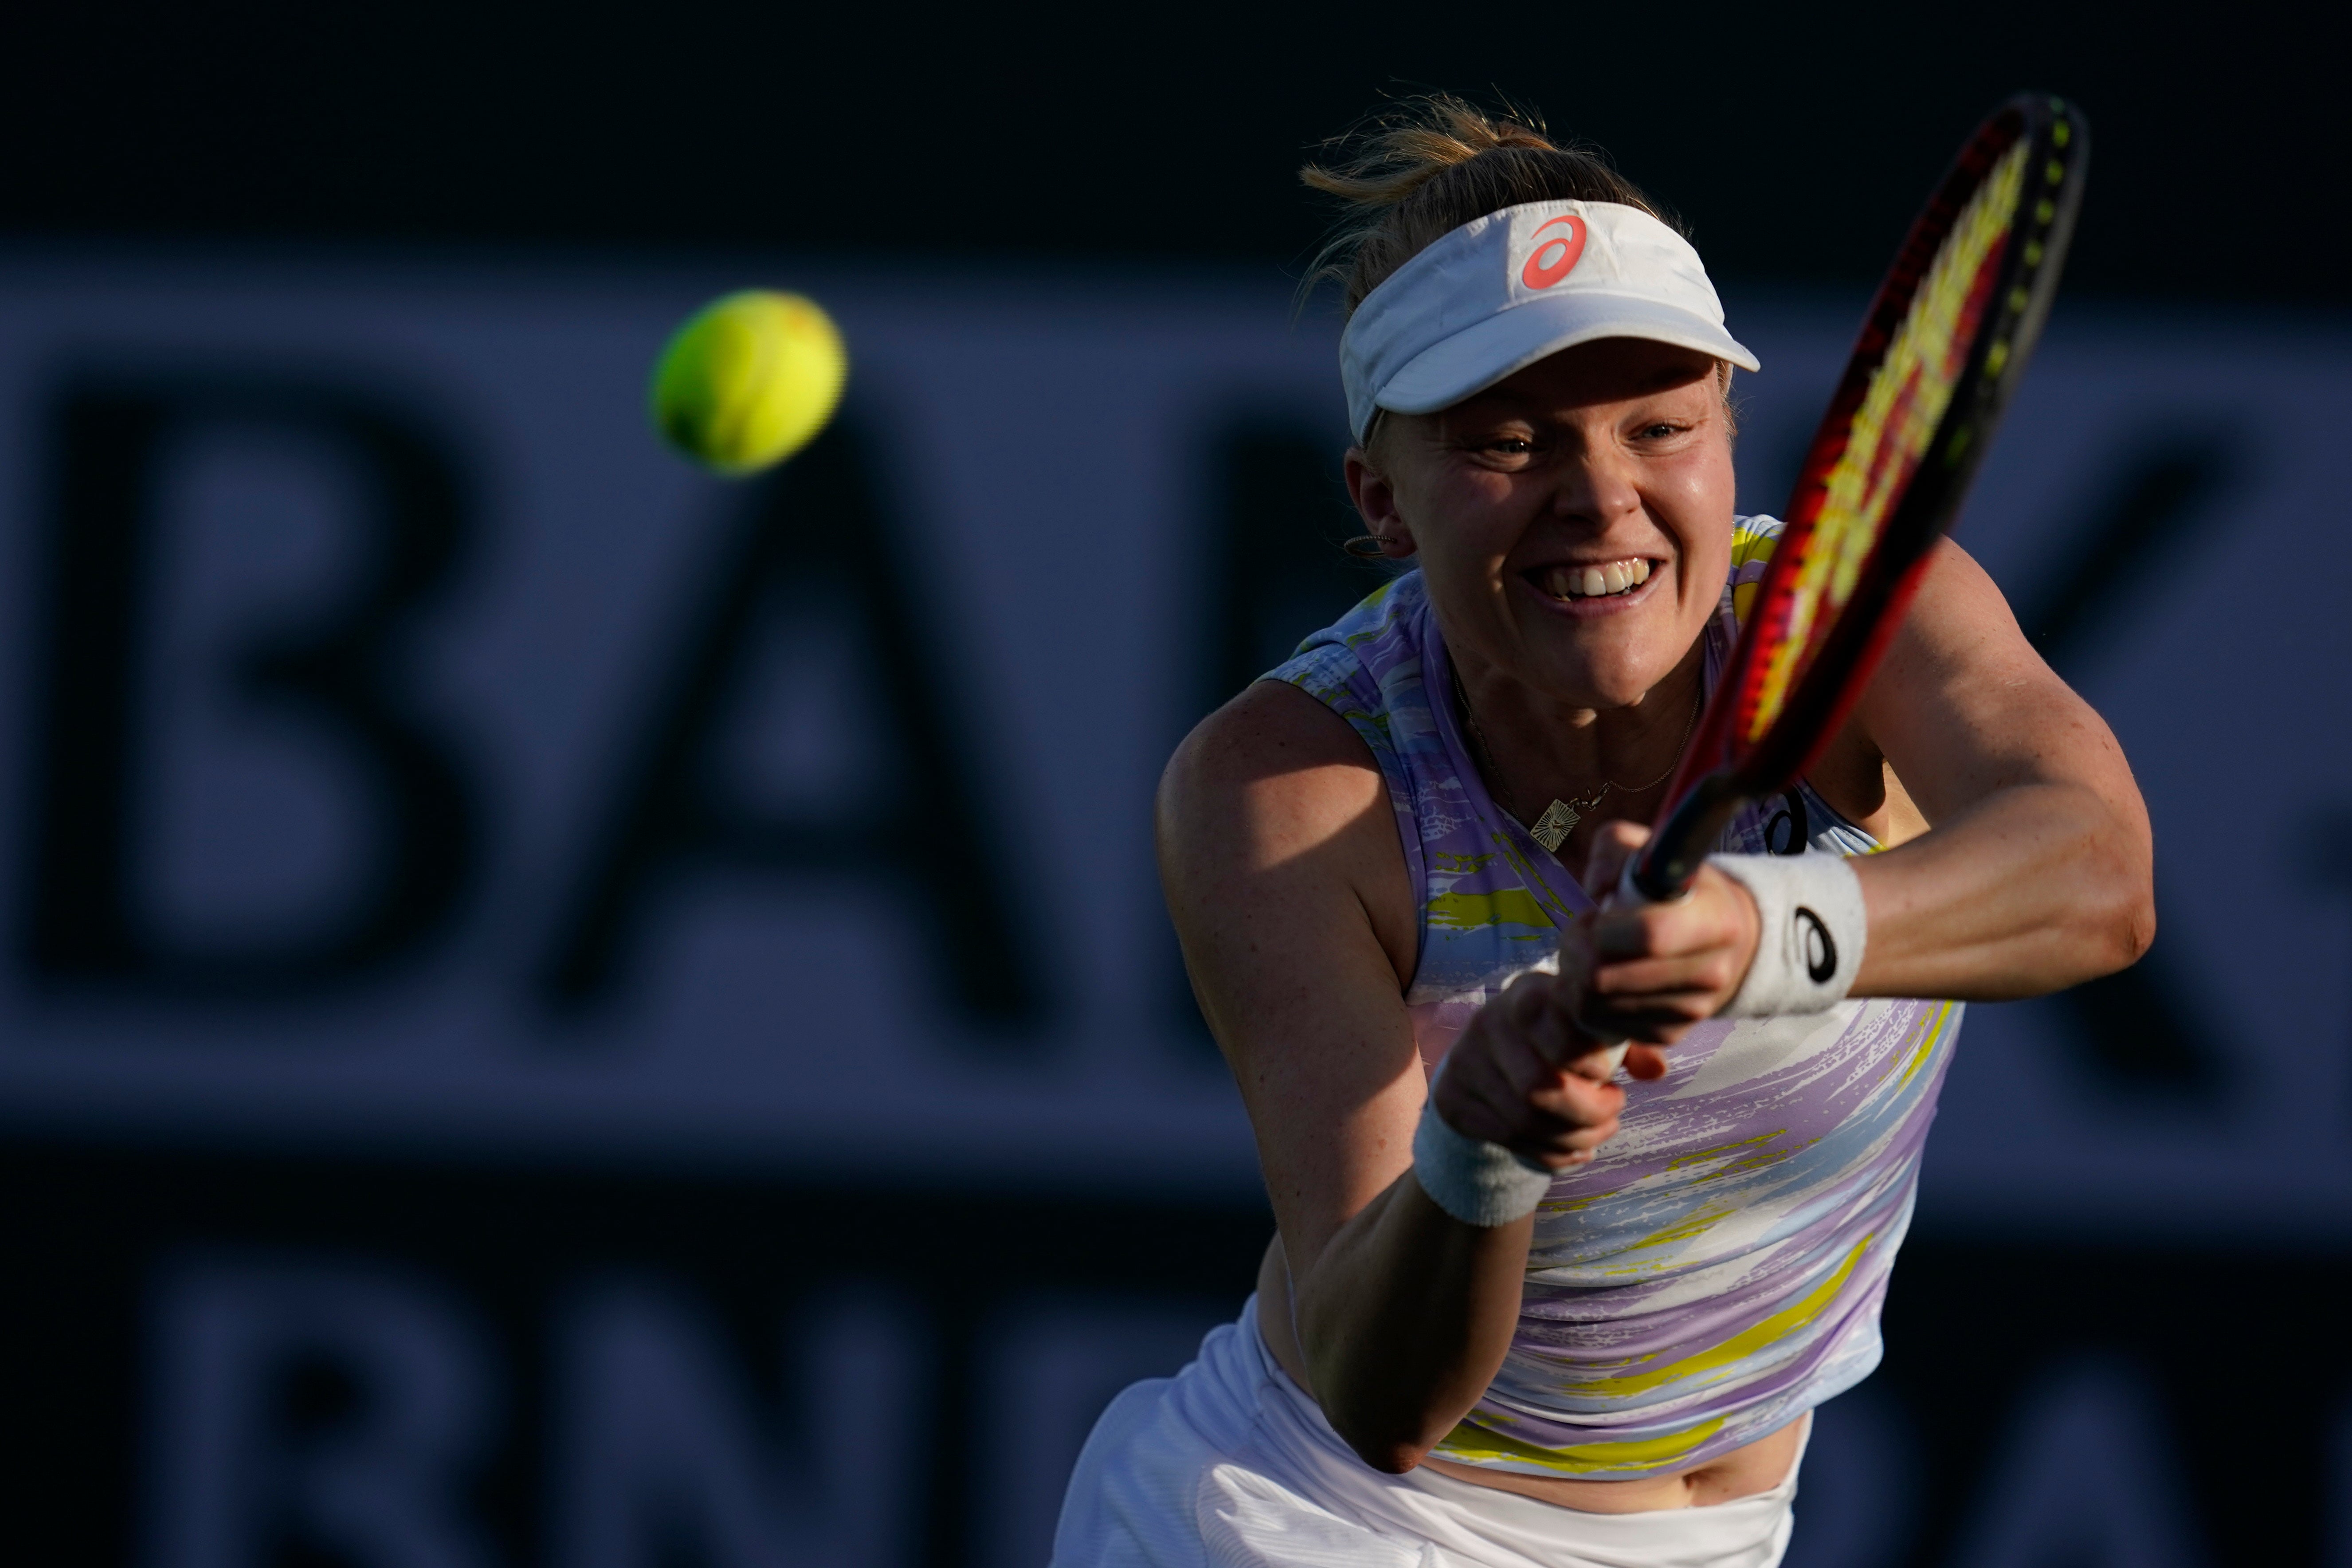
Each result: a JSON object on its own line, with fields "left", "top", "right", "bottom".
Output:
{"left": 1519, "top": 215, "right": 1588, "bottom": 290}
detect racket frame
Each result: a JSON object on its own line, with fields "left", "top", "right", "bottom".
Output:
{"left": 1629, "top": 93, "right": 2089, "bottom": 901}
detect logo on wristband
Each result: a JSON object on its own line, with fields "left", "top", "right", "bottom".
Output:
{"left": 1795, "top": 906, "right": 1838, "bottom": 984}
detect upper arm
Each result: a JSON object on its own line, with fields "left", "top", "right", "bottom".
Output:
{"left": 1156, "top": 679, "right": 1424, "bottom": 1278}
{"left": 1845, "top": 540, "right": 2147, "bottom": 840}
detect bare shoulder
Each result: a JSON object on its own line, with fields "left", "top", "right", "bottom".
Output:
{"left": 1882, "top": 539, "right": 2046, "bottom": 671}
{"left": 1160, "top": 678, "right": 1389, "bottom": 844}
{"left": 1861, "top": 539, "right": 2082, "bottom": 734}
{"left": 1834, "top": 539, "right": 2139, "bottom": 824}
{"left": 1158, "top": 678, "right": 1417, "bottom": 997}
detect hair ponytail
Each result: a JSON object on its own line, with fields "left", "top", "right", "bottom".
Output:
{"left": 1301, "top": 95, "right": 1670, "bottom": 314}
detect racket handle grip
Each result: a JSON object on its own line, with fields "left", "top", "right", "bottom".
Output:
{"left": 1579, "top": 857, "right": 1687, "bottom": 1076}
{"left": 1633, "top": 772, "right": 1743, "bottom": 901}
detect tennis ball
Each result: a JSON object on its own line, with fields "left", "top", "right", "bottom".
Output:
{"left": 650, "top": 290, "right": 847, "bottom": 475}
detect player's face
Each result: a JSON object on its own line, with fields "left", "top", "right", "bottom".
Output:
{"left": 1349, "top": 338, "right": 1736, "bottom": 710}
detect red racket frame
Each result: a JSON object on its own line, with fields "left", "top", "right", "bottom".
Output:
{"left": 1630, "top": 93, "right": 2088, "bottom": 901}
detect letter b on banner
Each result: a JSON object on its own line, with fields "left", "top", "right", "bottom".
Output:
{"left": 24, "top": 375, "right": 478, "bottom": 995}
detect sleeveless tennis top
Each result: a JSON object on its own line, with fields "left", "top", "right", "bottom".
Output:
{"left": 1268, "top": 515, "right": 1963, "bottom": 1481}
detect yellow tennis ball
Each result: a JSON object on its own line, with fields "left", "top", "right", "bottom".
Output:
{"left": 650, "top": 290, "right": 848, "bottom": 475}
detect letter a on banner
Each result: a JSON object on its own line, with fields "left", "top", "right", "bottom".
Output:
{"left": 541, "top": 416, "right": 1050, "bottom": 1035}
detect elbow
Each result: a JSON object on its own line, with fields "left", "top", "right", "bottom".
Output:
{"left": 2113, "top": 886, "right": 2157, "bottom": 971}
{"left": 1326, "top": 1403, "right": 1432, "bottom": 1475}
{"left": 2076, "top": 842, "right": 2156, "bottom": 982}
{"left": 1316, "top": 1363, "right": 1468, "bottom": 1476}
{"left": 1354, "top": 1441, "right": 1430, "bottom": 1476}
{"left": 1308, "top": 1353, "right": 1441, "bottom": 1475}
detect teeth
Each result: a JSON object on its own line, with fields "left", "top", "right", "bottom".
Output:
{"left": 1541, "top": 559, "right": 1652, "bottom": 600}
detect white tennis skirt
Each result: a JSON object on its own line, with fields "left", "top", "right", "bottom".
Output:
{"left": 1050, "top": 1297, "right": 1801, "bottom": 1568}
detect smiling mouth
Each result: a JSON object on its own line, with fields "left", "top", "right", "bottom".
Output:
{"left": 1529, "top": 558, "right": 1654, "bottom": 601}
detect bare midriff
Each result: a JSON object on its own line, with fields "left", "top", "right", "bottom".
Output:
{"left": 1254, "top": 1240, "right": 1804, "bottom": 1514}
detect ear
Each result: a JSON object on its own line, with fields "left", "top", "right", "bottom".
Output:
{"left": 1343, "top": 444, "right": 1420, "bottom": 559}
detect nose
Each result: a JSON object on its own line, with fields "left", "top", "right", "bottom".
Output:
{"left": 1548, "top": 439, "right": 1644, "bottom": 531}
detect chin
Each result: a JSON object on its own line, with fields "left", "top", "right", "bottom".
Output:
{"left": 1531, "top": 663, "right": 1659, "bottom": 711}
{"left": 1527, "top": 633, "right": 1683, "bottom": 709}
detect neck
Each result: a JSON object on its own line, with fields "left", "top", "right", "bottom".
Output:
{"left": 1449, "top": 640, "right": 1707, "bottom": 837}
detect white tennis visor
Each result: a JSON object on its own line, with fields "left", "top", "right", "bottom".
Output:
{"left": 1338, "top": 200, "right": 1760, "bottom": 443}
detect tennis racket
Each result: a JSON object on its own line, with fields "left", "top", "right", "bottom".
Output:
{"left": 1629, "top": 92, "right": 2089, "bottom": 902}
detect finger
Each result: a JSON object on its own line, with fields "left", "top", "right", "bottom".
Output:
{"left": 1587, "top": 950, "right": 1745, "bottom": 1000}
{"left": 1518, "top": 987, "right": 1633, "bottom": 1085}
{"left": 1592, "top": 903, "right": 1722, "bottom": 962}
{"left": 1520, "top": 983, "right": 1600, "bottom": 1072}
{"left": 1547, "top": 920, "right": 1598, "bottom": 1019}
{"left": 1516, "top": 1094, "right": 1620, "bottom": 1153}
{"left": 1500, "top": 969, "right": 1561, "bottom": 1031}
{"left": 1449, "top": 1064, "right": 1616, "bottom": 1166}
{"left": 1530, "top": 1126, "right": 1617, "bottom": 1170}
{"left": 1510, "top": 1106, "right": 1620, "bottom": 1168}
{"left": 1592, "top": 874, "right": 1756, "bottom": 962}
{"left": 1574, "top": 997, "right": 1714, "bottom": 1047}
{"left": 1580, "top": 820, "right": 1650, "bottom": 900}
{"left": 1492, "top": 1017, "right": 1569, "bottom": 1103}
{"left": 1451, "top": 1020, "right": 1569, "bottom": 1142}
{"left": 1434, "top": 1038, "right": 1536, "bottom": 1145}
{"left": 1557, "top": 1035, "right": 1628, "bottom": 1084}
{"left": 1551, "top": 912, "right": 1596, "bottom": 984}
{"left": 1517, "top": 1069, "right": 1635, "bottom": 1167}
{"left": 1623, "top": 1045, "right": 1670, "bottom": 1080}
{"left": 1524, "top": 1118, "right": 1619, "bottom": 1168}
{"left": 1524, "top": 1069, "right": 1625, "bottom": 1131}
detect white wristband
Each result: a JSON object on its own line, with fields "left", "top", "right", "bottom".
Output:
{"left": 1411, "top": 1079, "right": 1554, "bottom": 1227}
{"left": 1708, "top": 851, "right": 1868, "bottom": 1017}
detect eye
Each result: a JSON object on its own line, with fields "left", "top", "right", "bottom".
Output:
{"left": 1638, "top": 421, "right": 1682, "bottom": 440}
{"left": 1448, "top": 423, "right": 1540, "bottom": 463}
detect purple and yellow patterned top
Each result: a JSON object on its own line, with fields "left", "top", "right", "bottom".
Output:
{"left": 1269, "top": 515, "right": 1961, "bottom": 1479}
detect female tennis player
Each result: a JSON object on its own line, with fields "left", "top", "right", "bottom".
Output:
{"left": 1052, "top": 98, "right": 2151, "bottom": 1568}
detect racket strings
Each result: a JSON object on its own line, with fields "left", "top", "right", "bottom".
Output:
{"left": 1738, "top": 138, "right": 2030, "bottom": 745}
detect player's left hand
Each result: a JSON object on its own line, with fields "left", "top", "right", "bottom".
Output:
{"left": 1562, "top": 821, "right": 1764, "bottom": 1047}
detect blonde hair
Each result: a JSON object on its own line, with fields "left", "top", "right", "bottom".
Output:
{"left": 1300, "top": 95, "right": 1670, "bottom": 316}
{"left": 1301, "top": 95, "right": 1734, "bottom": 437}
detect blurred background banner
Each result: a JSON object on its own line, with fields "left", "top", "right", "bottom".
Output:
{"left": 1, "top": 255, "right": 2350, "bottom": 1218}
{"left": 2, "top": 1, "right": 2349, "bottom": 1563}
{"left": 0, "top": 256, "right": 1320, "bottom": 1186}
{"left": 0, "top": 249, "right": 2346, "bottom": 1568}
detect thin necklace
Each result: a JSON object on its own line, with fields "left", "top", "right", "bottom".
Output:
{"left": 1450, "top": 664, "right": 1703, "bottom": 855}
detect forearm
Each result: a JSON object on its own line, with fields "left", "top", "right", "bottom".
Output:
{"left": 1293, "top": 1171, "right": 1528, "bottom": 1472}
{"left": 1852, "top": 780, "right": 2153, "bottom": 1000}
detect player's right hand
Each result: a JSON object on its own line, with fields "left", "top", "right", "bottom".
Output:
{"left": 1429, "top": 971, "right": 1667, "bottom": 1171}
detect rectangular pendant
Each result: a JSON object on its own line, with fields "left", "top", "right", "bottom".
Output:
{"left": 1529, "top": 800, "right": 1579, "bottom": 853}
